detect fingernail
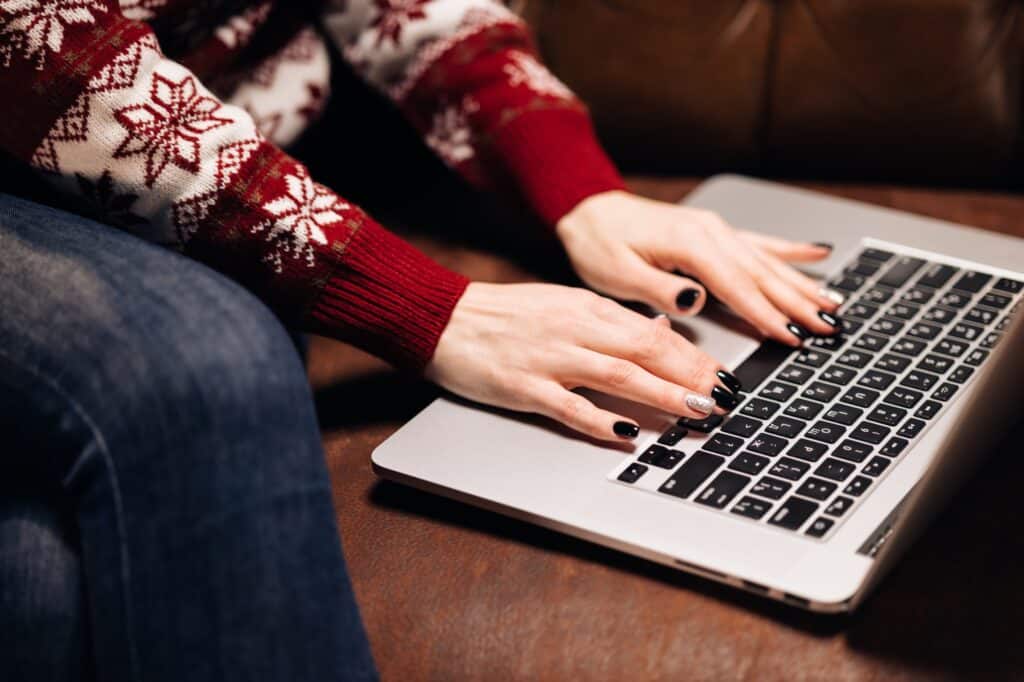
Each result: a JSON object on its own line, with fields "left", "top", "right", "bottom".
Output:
{"left": 613, "top": 421, "right": 639, "bottom": 439}
{"left": 787, "top": 322, "right": 810, "bottom": 341}
{"left": 676, "top": 288, "right": 700, "bottom": 310}
{"left": 813, "top": 242, "right": 834, "bottom": 251}
{"left": 819, "top": 287, "right": 846, "bottom": 306}
{"left": 710, "top": 386, "right": 739, "bottom": 410}
{"left": 716, "top": 369, "right": 743, "bottom": 393}
{"left": 686, "top": 393, "right": 716, "bottom": 415}
{"left": 818, "top": 310, "right": 841, "bottom": 329}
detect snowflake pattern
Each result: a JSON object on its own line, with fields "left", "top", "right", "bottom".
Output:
{"left": 75, "top": 170, "right": 148, "bottom": 227}
{"left": 213, "top": 1, "right": 271, "bottom": 49}
{"left": 113, "top": 72, "right": 232, "bottom": 187}
{"left": 0, "top": 0, "right": 107, "bottom": 70}
{"left": 255, "top": 166, "right": 349, "bottom": 272}
{"left": 502, "top": 50, "right": 572, "bottom": 99}
{"left": 371, "top": 0, "right": 429, "bottom": 47}
{"left": 425, "top": 96, "right": 477, "bottom": 166}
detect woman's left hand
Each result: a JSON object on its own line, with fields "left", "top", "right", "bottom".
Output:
{"left": 556, "top": 190, "right": 844, "bottom": 347}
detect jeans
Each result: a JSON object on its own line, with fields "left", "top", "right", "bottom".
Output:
{"left": 0, "top": 194, "right": 377, "bottom": 681}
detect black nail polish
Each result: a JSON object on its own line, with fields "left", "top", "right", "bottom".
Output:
{"left": 813, "top": 242, "right": 834, "bottom": 251}
{"left": 716, "top": 369, "right": 743, "bottom": 394}
{"left": 787, "top": 322, "right": 810, "bottom": 340}
{"left": 676, "top": 288, "right": 700, "bottom": 310}
{"left": 818, "top": 310, "right": 841, "bottom": 329}
{"left": 613, "top": 421, "right": 639, "bottom": 439}
{"left": 711, "top": 386, "right": 738, "bottom": 410}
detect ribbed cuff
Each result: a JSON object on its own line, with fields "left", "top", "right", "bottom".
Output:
{"left": 489, "top": 107, "right": 626, "bottom": 227}
{"left": 307, "top": 219, "right": 470, "bottom": 370}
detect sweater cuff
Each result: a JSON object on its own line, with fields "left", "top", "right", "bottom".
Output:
{"left": 489, "top": 107, "right": 626, "bottom": 227}
{"left": 307, "top": 219, "right": 470, "bottom": 370}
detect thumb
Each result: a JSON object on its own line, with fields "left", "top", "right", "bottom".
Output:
{"left": 613, "top": 252, "right": 707, "bottom": 316}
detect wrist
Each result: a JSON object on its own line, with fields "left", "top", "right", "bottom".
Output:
{"left": 555, "top": 189, "right": 631, "bottom": 245}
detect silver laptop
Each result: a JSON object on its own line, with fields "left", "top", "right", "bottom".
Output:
{"left": 372, "top": 175, "right": 1024, "bottom": 612}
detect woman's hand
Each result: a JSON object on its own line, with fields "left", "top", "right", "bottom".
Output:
{"left": 556, "top": 190, "right": 844, "bottom": 346}
{"left": 426, "top": 282, "right": 744, "bottom": 442}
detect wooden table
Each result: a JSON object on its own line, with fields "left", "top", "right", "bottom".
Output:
{"left": 308, "top": 178, "right": 1024, "bottom": 681}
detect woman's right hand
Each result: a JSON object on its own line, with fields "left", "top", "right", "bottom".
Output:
{"left": 425, "top": 282, "right": 745, "bottom": 442}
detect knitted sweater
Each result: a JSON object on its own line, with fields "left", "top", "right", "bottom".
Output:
{"left": 0, "top": 0, "right": 625, "bottom": 368}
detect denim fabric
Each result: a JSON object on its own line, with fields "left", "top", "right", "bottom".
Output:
{"left": 0, "top": 194, "right": 377, "bottom": 682}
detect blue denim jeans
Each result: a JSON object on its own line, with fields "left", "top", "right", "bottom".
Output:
{"left": 0, "top": 194, "right": 377, "bottom": 681}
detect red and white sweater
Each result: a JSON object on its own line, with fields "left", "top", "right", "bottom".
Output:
{"left": 0, "top": 0, "right": 625, "bottom": 368}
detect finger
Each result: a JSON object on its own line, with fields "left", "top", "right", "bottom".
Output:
{"left": 760, "top": 250, "right": 844, "bottom": 313}
{"left": 526, "top": 381, "right": 643, "bottom": 442}
{"left": 752, "top": 262, "right": 841, "bottom": 337}
{"left": 605, "top": 251, "right": 707, "bottom": 316}
{"left": 564, "top": 349, "right": 717, "bottom": 420}
{"left": 741, "top": 232, "right": 834, "bottom": 263}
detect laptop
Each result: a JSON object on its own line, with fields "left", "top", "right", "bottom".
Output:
{"left": 372, "top": 175, "right": 1024, "bottom": 612}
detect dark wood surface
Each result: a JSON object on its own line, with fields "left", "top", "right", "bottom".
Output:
{"left": 309, "top": 178, "right": 1024, "bottom": 681}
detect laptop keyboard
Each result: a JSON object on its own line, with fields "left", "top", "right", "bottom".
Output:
{"left": 610, "top": 242, "right": 1022, "bottom": 540}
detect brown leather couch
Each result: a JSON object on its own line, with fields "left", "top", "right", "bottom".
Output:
{"left": 307, "top": 3, "right": 1024, "bottom": 680}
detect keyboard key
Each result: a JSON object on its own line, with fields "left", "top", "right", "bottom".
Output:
{"left": 862, "top": 286, "right": 895, "bottom": 304}
{"left": 890, "top": 338, "right": 928, "bottom": 356}
{"left": 841, "top": 387, "right": 881, "bottom": 408}
{"left": 847, "top": 301, "right": 881, "bottom": 320}
{"left": 835, "top": 439, "right": 873, "bottom": 463}
{"left": 887, "top": 302, "right": 919, "bottom": 320}
{"left": 994, "top": 277, "right": 1023, "bottom": 294}
{"left": 897, "top": 418, "right": 926, "bottom": 439}
{"left": 964, "top": 349, "right": 990, "bottom": 366}
{"left": 938, "top": 291, "right": 973, "bottom": 309}
{"left": 863, "top": 456, "right": 891, "bottom": 477}
{"left": 964, "top": 307, "right": 998, "bottom": 326}
{"left": 695, "top": 471, "right": 751, "bottom": 509}
{"left": 815, "top": 458, "right": 856, "bottom": 482}
{"left": 618, "top": 463, "right": 648, "bottom": 483}
{"left": 658, "top": 425, "right": 688, "bottom": 446}
{"left": 847, "top": 260, "right": 881, "bottom": 277}
{"left": 935, "top": 337, "right": 969, "bottom": 357}
{"left": 777, "top": 364, "right": 815, "bottom": 385}
{"left": 784, "top": 399, "right": 824, "bottom": 420}
{"left": 901, "top": 287, "right": 934, "bottom": 305}
{"left": 875, "top": 353, "right": 911, "bottom": 373}
{"left": 704, "top": 433, "right": 744, "bottom": 456}
{"left": 980, "top": 292, "right": 1012, "bottom": 309}
{"left": 768, "top": 496, "right": 818, "bottom": 530}
{"left": 811, "top": 335, "right": 846, "bottom": 351}
{"left": 797, "top": 477, "right": 839, "bottom": 500}
{"left": 949, "top": 322, "right": 983, "bottom": 341}
{"left": 953, "top": 271, "right": 992, "bottom": 293}
{"left": 805, "top": 421, "right": 846, "bottom": 444}
{"left": 850, "top": 422, "right": 891, "bottom": 444}
{"left": 880, "top": 437, "right": 909, "bottom": 457}
{"left": 918, "top": 354, "right": 954, "bottom": 374}
{"left": 844, "top": 475, "right": 872, "bottom": 496}
{"left": 901, "top": 370, "right": 939, "bottom": 391}
{"left": 748, "top": 434, "right": 788, "bottom": 457}
{"left": 980, "top": 332, "right": 1001, "bottom": 349}
{"left": 878, "top": 257, "right": 925, "bottom": 288}
{"left": 885, "top": 387, "right": 923, "bottom": 408}
{"left": 678, "top": 414, "right": 723, "bottom": 432}
{"left": 922, "top": 306, "right": 957, "bottom": 325}
{"left": 805, "top": 517, "right": 835, "bottom": 538}
{"left": 769, "top": 457, "right": 810, "bottom": 481}
{"left": 732, "top": 342, "right": 794, "bottom": 396}
{"left": 906, "top": 322, "right": 942, "bottom": 341}
{"left": 916, "top": 263, "right": 958, "bottom": 289}
{"left": 638, "top": 444, "right": 668, "bottom": 465}
{"left": 802, "top": 381, "right": 841, "bottom": 403}
{"left": 820, "top": 364, "right": 858, "bottom": 385}
{"left": 730, "top": 452, "right": 771, "bottom": 475}
{"left": 731, "top": 496, "right": 773, "bottom": 520}
{"left": 759, "top": 380, "right": 798, "bottom": 402}
{"left": 722, "top": 416, "right": 762, "bottom": 438}
{"left": 949, "top": 366, "right": 974, "bottom": 383}
{"left": 840, "top": 319, "right": 863, "bottom": 336}
{"left": 831, "top": 274, "right": 866, "bottom": 292}
{"left": 869, "top": 318, "right": 904, "bottom": 336}
{"left": 751, "top": 476, "right": 791, "bottom": 500}
{"left": 823, "top": 404, "right": 863, "bottom": 426}
{"left": 996, "top": 316, "right": 1013, "bottom": 331}
{"left": 765, "top": 416, "right": 806, "bottom": 439}
{"left": 658, "top": 451, "right": 725, "bottom": 498}
{"left": 837, "top": 350, "right": 872, "bottom": 368}
{"left": 857, "top": 370, "right": 897, "bottom": 391}
{"left": 640, "top": 446, "right": 685, "bottom": 469}
{"left": 853, "top": 333, "right": 888, "bottom": 352}
{"left": 787, "top": 438, "right": 829, "bottom": 462}
{"left": 932, "top": 382, "right": 958, "bottom": 402}
{"left": 795, "top": 349, "right": 831, "bottom": 368}
{"left": 824, "top": 496, "right": 855, "bottom": 517}
{"left": 915, "top": 400, "right": 942, "bottom": 420}
{"left": 740, "top": 398, "right": 781, "bottom": 420}
{"left": 866, "top": 404, "right": 907, "bottom": 427}
{"left": 860, "top": 248, "right": 894, "bottom": 262}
